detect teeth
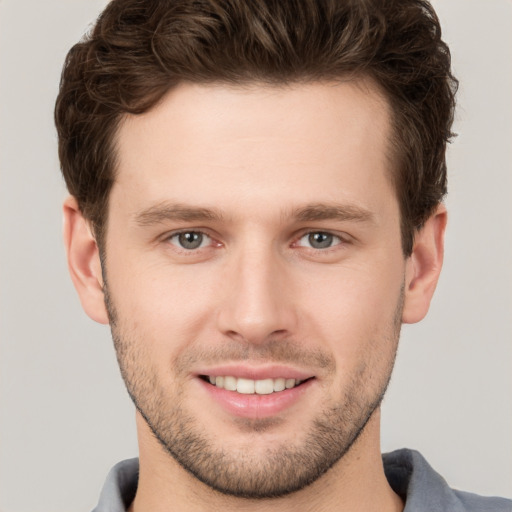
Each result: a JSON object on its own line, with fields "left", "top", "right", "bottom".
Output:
{"left": 273, "top": 378, "right": 286, "bottom": 392}
{"left": 207, "top": 376, "right": 304, "bottom": 394}
{"left": 254, "top": 378, "right": 274, "bottom": 395}
{"left": 224, "top": 375, "right": 237, "bottom": 391}
{"left": 237, "top": 378, "right": 255, "bottom": 394}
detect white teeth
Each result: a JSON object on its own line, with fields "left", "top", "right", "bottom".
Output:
{"left": 207, "top": 375, "right": 305, "bottom": 394}
{"left": 236, "top": 378, "right": 255, "bottom": 394}
{"left": 254, "top": 378, "right": 274, "bottom": 395}
{"left": 223, "top": 375, "right": 237, "bottom": 391}
{"left": 285, "top": 378, "right": 296, "bottom": 389}
{"left": 273, "top": 378, "right": 285, "bottom": 392}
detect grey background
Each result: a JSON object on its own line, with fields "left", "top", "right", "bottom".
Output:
{"left": 0, "top": 1, "right": 511, "bottom": 510}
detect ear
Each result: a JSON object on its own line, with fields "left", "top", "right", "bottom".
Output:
{"left": 402, "top": 204, "right": 447, "bottom": 324}
{"left": 63, "top": 196, "right": 109, "bottom": 324}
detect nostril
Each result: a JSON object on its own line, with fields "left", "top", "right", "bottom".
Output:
{"left": 270, "top": 329, "right": 288, "bottom": 337}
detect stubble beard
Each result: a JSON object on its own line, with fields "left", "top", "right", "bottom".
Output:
{"left": 105, "top": 284, "right": 403, "bottom": 499}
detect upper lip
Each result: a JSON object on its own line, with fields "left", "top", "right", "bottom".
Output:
{"left": 194, "top": 364, "right": 315, "bottom": 381}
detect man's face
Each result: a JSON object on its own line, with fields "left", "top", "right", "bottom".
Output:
{"left": 104, "top": 81, "right": 406, "bottom": 497}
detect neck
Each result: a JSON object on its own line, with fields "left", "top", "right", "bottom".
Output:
{"left": 129, "top": 410, "right": 403, "bottom": 512}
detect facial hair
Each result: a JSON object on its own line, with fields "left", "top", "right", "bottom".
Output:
{"left": 105, "top": 281, "right": 403, "bottom": 499}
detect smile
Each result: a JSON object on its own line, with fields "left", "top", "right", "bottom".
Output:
{"left": 204, "top": 375, "right": 304, "bottom": 394}
{"left": 197, "top": 370, "right": 316, "bottom": 418}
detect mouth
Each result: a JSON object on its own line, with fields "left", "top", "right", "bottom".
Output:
{"left": 199, "top": 375, "right": 312, "bottom": 395}
{"left": 195, "top": 365, "right": 317, "bottom": 418}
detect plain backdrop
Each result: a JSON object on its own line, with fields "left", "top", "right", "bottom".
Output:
{"left": 0, "top": 1, "right": 511, "bottom": 511}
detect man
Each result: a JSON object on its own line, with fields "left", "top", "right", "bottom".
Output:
{"left": 54, "top": 0, "right": 511, "bottom": 511}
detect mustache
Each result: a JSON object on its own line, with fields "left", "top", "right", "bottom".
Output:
{"left": 174, "top": 339, "right": 336, "bottom": 374}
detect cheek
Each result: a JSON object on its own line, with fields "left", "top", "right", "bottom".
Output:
{"left": 299, "top": 259, "right": 404, "bottom": 362}
{"left": 107, "top": 258, "right": 221, "bottom": 352}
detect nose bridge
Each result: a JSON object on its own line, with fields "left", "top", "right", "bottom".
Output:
{"left": 217, "top": 236, "right": 296, "bottom": 343}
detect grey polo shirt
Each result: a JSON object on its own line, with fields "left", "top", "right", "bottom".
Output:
{"left": 92, "top": 449, "right": 512, "bottom": 511}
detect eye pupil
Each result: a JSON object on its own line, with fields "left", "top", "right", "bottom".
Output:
{"left": 178, "top": 232, "right": 203, "bottom": 249}
{"left": 308, "top": 232, "right": 333, "bottom": 249}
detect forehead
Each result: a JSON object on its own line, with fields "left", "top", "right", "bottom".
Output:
{"left": 113, "top": 80, "right": 394, "bottom": 220}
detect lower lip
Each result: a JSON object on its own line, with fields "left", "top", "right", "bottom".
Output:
{"left": 198, "top": 378, "right": 315, "bottom": 419}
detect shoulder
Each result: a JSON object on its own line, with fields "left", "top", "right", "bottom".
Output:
{"left": 92, "top": 458, "right": 139, "bottom": 512}
{"left": 383, "top": 449, "right": 511, "bottom": 512}
{"left": 452, "top": 488, "right": 512, "bottom": 512}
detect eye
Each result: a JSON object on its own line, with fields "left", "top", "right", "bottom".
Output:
{"left": 296, "top": 231, "right": 342, "bottom": 249}
{"left": 169, "top": 231, "right": 212, "bottom": 250}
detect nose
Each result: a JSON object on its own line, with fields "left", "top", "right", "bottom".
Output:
{"left": 216, "top": 243, "right": 298, "bottom": 345}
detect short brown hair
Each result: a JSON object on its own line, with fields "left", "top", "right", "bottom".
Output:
{"left": 55, "top": 0, "right": 457, "bottom": 255}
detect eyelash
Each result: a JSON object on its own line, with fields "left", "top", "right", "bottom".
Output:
{"left": 165, "top": 229, "right": 348, "bottom": 253}
{"left": 167, "top": 230, "right": 217, "bottom": 251}
{"left": 294, "top": 231, "right": 345, "bottom": 250}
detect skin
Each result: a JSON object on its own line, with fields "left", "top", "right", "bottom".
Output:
{"left": 64, "top": 80, "right": 446, "bottom": 512}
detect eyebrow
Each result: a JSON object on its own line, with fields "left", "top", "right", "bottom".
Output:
{"left": 134, "top": 201, "right": 375, "bottom": 227}
{"left": 134, "top": 202, "right": 225, "bottom": 226}
{"left": 291, "top": 203, "right": 375, "bottom": 224}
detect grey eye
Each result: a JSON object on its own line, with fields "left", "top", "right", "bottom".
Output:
{"left": 297, "top": 232, "right": 341, "bottom": 249}
{"left": 308, "top": 232, "right": 334, "bottom": 249}
{"left": 171, "top": 231, "right": 208, "bottom": 250}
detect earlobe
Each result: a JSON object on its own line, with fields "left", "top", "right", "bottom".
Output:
{"left": 402, "top": 204, "right": 447, "bottom": 324}
{"left": 63, "top": 196, "right": 109, "bottom": 325}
